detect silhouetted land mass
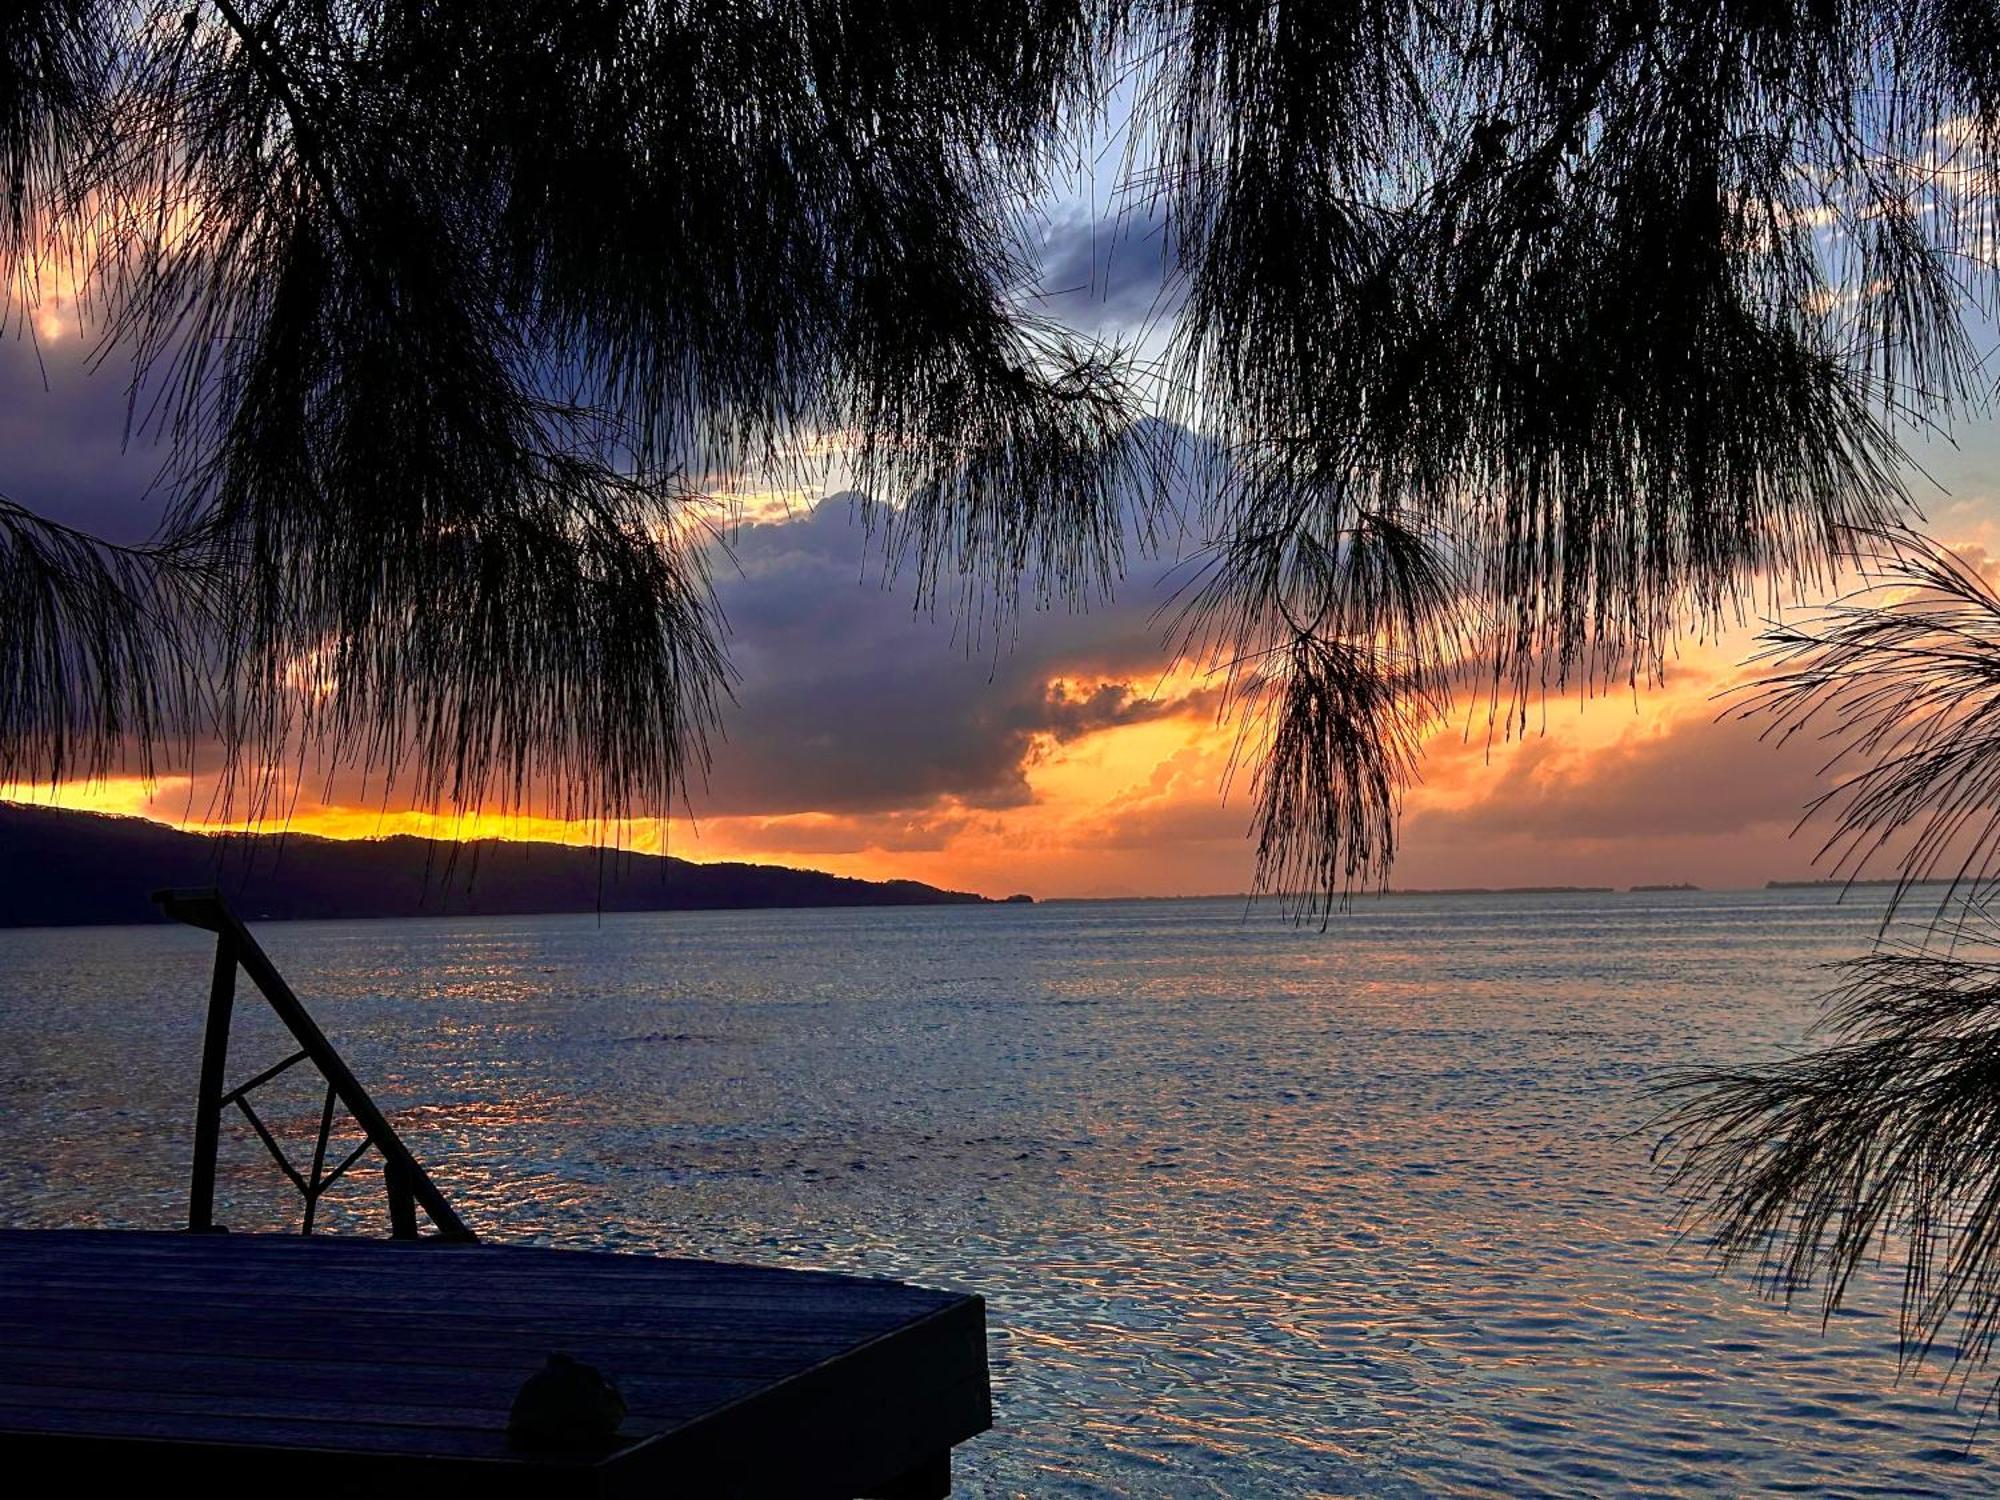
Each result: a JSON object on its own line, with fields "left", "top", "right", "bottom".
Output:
{"left": 1632, "top": 883, "right": 1701, "bottom": 892}
{"left": 0, "top": 803, "right": 991, "bottom": 926}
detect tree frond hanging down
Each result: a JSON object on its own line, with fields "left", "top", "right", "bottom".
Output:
{"left": 1171, "top": 473, "right": 1472, "bottom": 912}
{"left": 0, "top": 495, "right": 216, "bottom": 786}
{"left": 1139, "top": 0, "right": 1928, "bottom": 710}
{"left": 1655, "top": 910, "right": 2000, "bottom": 1391}
{"left": 1244, "top": 633, "right": 1440, "bottom": 918}
{"left": 1659, "top": 531, "right": 2000, "bottom": 1399}
{"left": 1730, "top": 530, "right": 2000, "bottom": 923}
{"left": 0, "top": 0, "right": 109, "bottom": 292}
{"left": 8, "top": 0, "right": 1130, "bottom": 824}
{"left": 1125, "top": 0, "right": 1997, "bottom": 900}
{"left": 7, "top": 3, "right": 2000, "bottom": 895}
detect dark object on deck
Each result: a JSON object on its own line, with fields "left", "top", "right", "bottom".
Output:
{"left": 508, "top": 1353, "right": 628, "bottom": 1450}
{"left": 155, "top": 887, "right": 472, "bottom": 1241}
{"left": 0, "top": 1229, "right": 989, "bottom": 1498}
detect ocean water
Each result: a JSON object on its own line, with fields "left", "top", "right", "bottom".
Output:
{"left": 0, "top": 889, "right": 1990, "bottom": 1495}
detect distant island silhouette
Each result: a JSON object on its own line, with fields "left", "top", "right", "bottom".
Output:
{"left": 0, "top": 803, "right": 993, "bottom": 926}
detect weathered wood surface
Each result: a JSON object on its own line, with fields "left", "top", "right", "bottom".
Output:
{"left": 0, "top": 1230, "right": 989, "bottom": 1498}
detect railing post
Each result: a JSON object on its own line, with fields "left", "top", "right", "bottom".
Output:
{"left": 188, "top": 932, "right": 238, "bottom": 1232}
{"left": 158, "top": 887, "right": 473, "bottom": 1242}
{"left": 384, "top": 1156, "right": 419, "bottom": 1240}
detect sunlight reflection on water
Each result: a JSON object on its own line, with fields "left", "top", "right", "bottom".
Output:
{"left": 0, "top": 890, "right": 1989, "bottom": 1496}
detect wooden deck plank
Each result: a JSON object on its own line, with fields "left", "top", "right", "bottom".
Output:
{"left": 0, "top": 1377, "right": 758, "bottom": 1442}
{"left": 0, "top": 1229, "right": 991, "bottom": 1497}
{"left": 0, "top": 1348, "right": 769, "bottom": 1420}
{"left": 0, "top": 1278, "right": 948, "bottom": 1323}
{"left": 0, "top": 1251, "right": 892, "bottom": 1292}
{"left": 0, "top": 1228, "right": 902, "bottom": 1280}
{"left": 0, "top": 1251, "right": 946, "bottom": 1305}
{"left": 0, "top": 1317, "right": 851, "bottom": 1376}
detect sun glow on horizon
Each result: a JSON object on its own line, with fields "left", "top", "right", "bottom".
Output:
{"left": 22, "top": 522, "right": 2000, "bottom": 899}
{"left": 0, "top": 640, "right": 1792, "bottom": 899}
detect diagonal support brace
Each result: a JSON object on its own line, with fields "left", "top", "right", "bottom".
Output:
{"left": 158, "top": 888, "right": 474, "bottom": 1242}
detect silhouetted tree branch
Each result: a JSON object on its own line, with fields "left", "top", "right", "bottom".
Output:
{"left": 4, "top": 2, "right": 1998, "bottom": 895}
{"left": 1658, "top": 907, "right": 2000, "bottom": 1395}
{"left": 1660, "top": 533, "right": 2000, "bottom": 1400}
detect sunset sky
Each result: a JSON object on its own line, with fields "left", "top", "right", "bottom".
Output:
{"left": 9, "top": 203, "right": 2000, "bottom": 900}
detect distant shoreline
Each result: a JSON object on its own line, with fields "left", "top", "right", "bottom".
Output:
{"left": 1042, "top": 883, "right": 1908, "bottom": 903}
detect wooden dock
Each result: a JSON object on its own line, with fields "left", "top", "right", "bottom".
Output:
{"left": 0, "top": 1228, "right": 990, "bottom": 1497}
{"left": 0, "top": 890, "right": 991, "bottom": 1492}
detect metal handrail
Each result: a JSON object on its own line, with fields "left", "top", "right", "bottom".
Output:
{"left": 155, "top": 888, "right": 474, "bottom": 1241}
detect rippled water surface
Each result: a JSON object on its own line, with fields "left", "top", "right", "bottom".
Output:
{"left": 0, "top": 890, "right": 1991, "bottom": 1495}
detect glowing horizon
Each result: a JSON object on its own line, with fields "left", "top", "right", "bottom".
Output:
{"left": 0, "top": 631, "right": 1864, "bottom": 899}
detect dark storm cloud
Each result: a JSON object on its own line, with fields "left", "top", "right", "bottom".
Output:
{"left": 0, "top": 333, "right": 174, "bottom": 544}
{"left": 698, "top": 494, "right": 1204, "bottom": 817}
{"left": 0, "top": 294, "right": 1221, "bottom": 826}
{"left": 1029, "top": 205, "right": 1181, "bottom": 336}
